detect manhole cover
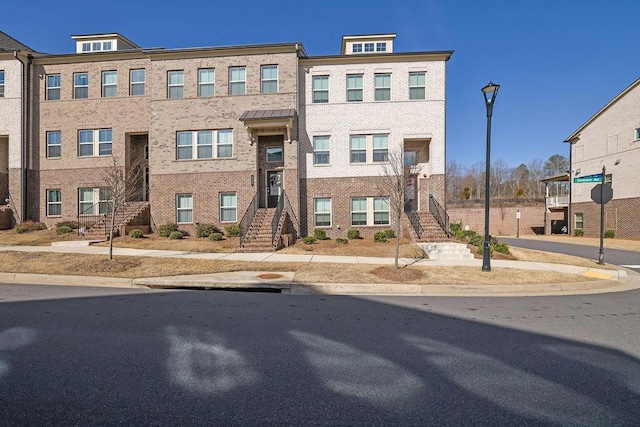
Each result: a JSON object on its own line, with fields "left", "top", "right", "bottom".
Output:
{"left": 257, "top": 273, "right": 284, "bottom": 280}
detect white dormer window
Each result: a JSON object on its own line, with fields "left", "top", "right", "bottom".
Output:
{"left": 82, "top": 43, "right": 91, "bottom": 52}
{"left": 92, "top": 42, "right": 102, "bottom": 51}
{"left": 352, "top": 43, "right": 362, "bottom": 53}
{"left": 376, "top": 42, "right": 387, "bottom": 52}
{"left": 103, "top": 41, "right": 112, "bottom": 50}
{"left": 364, "top": 43, "right": 375, "bottom": 52}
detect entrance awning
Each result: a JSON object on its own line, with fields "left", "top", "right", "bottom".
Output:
{"left": 239, "top": 109, "right": 296, "bottom": 144}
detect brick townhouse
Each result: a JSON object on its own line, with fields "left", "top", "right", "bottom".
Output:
{"left": 0, "top": 31, "right": 453, "bottom": 249}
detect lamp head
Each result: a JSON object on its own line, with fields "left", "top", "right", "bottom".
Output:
{"left": 482, "top": 82, "right": 500, "bottom": 105}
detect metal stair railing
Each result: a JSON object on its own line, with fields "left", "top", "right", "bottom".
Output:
{"left": 239, "top": 192, "right": 258, "bottom": 249}
{"left": 405, "top": 204, "right": 423, "bottom": 240}
{"left": 5, "top": 193, "right": 21, "bottom": 224}
{"left": 77, "top": 202, "right": 110, "bottom": 237}
{"left": 429, "top": 194, "right": 450, "bottom": 238}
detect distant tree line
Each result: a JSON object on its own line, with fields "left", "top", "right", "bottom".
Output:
{"left": 446, "top": 154, "right": 569, "bottom": 203}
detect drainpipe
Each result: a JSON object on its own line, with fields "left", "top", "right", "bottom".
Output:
{"left": 13, "top": 51, "right": 27, "bottom": 222}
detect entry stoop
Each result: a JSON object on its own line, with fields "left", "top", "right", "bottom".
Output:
{"left": 418, "top": 242, "right": 474, "bottom": 260}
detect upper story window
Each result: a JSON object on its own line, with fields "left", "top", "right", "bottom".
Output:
{"left": 376, "top": 42, "right": 387, "bottom": 52}
{"left": 374, "top": 74, "right": 391, "bottom": 101}
{"left": 46, "top": 74, "right": 61, "bottom": 100}
{"left": 229, "top": 67, "right": 246, "bottom": 95}
{"left": 313, "top": 136, "right": 330, "bottom": 165}
{"left": 352, "top": 43, "right": 362, "bottom": 53}
{"left": 635, "top": 128, "right": 640, "bottom": 141}
{"left": 167, "top": 71, "right": 184, "bottom": 99}
{"left": 349, "top": 134, "right": 389, "bottom": 163}
{"left": 198, "top": 69, "right": 215, "bottom": 97}
{"left": 46, "top": 131, "right": 62, "bottom": 158}
{"left": 73, "top": 72, "right": 88, "bottom": 99}
{"left": 130, "top": 69, "right": 145, "bottom": 96}
{"left": 82, "top": 43, "right": 91, "bottom": 52}
{"left": 350, "top": 135, "right": 366, "bottom": 163}
{"left": 93, "top": 42, "right": 102, "bottom": 51}
{"left": 176, "top": 129, "right": 233, "bottom": 160}
{"left": 372, "top": 134, "right": 389, "bottom": 162}
{"left": 346, "top": 74, "right": 363, "bottom": 102}
{"left": 102, "top": 71, "right": 117, "bottom": 97}
{"left": 312, "top": 76, "right": 329, "bottom": 103}
{"left": 409, "top": 72, "right": 426, "bottom": 100}
{"left": 266, "top": 146, "right": 283, "bottom": 163}
{"left": 78, "top": 129, "right": 112, "bottom": 157}
{"left": 261, "top": 65, "right": 278, "bottom": 93}
{"left": 0, "top": 70, "right": 4, "bottom": 97}
{"left": 364, "top": 43, "right": 375, "bottom": 52}
{"left": 80, "top": 40, "right": 114, "bottom": 53}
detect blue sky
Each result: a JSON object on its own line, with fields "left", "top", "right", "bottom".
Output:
{"left": 2, "top": 0, "right": 640, "bottom": 169}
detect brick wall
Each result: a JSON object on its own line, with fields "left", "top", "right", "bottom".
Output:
{"left": 447, "top": 205, "right": 565, "bottom": 236}
{"left": 572, "top": 197, "right": 640, "bottom": 238}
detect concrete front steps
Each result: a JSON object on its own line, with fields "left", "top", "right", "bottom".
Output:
{"left": 418, "top": 242, "right": 474, "bottom": 260}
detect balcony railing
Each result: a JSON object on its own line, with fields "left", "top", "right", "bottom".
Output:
{"left": 546, "top": 195, "right": 569, "bottom": 209}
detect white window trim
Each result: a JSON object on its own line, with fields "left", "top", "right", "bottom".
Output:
{"left": 575, "top": 212, "right": 584, "bottom": 229}
{"left": 130, "top": 69, "right": 145, "bottom": 96}
{"left": 167, "top": 70, "right": 184, "bottom": 99}
{"left": 374, "top": 73, "right": 391, "bottom": 101}
{"left": 376, "top": 42, "right": 387, "bottom": 52}
{"left": 46, "top": 74, "right": 61, "bottom": 100}
{"left": 176, "top": 194, "right": 193, "bottom": 224}
{"left": 350, "top": 196, "right": 390, "bottom": 227}
{"left": 312, "top": 75, "right": 329, "bottom": 103}
{"left": 0, "top": 70, "right": 4, "bottom": 98}
{"left": 364, "top": 43, "right": 375, "bottom": 52}
{"left": 78, "top": 128, "right": 112, "bottom": 157}
{"left": 314, "top": 198, "right": 332, "bottom": 227}
{"left": 313, "top": 136, "right": 330, "bottom": 165}
{"left": 349, "top": 134, "right": 389, "bottom": 164}
{"left": 198, "top": 68, "right": 215, "bottom": 97}
{"left": 46, "top": 189, "right": 61, "bottom": 217}
{"left": 220, "top": 192, "right": 237, "bottom": 223}
{"left": 79, "top": 187, "right": 111, "bottom": 215}
{"left": 352, "top": 43, "right": 362, "bottom": 53}
{"left": 176, "top": 129, "right": 233, "bottom": 160}
{"left": 635, "top": 128, "right": 640, "bottom": 141}
{"left": 409, "top": 72, "right": 426, "bottom": 100}
{"left": 46, "top": 131, "right": 62, "bottom": 158}
{"left": 102, "top": 71, "right": 117, "bottom": 98}
{"left": 350, "top": 197, "right": 368, "bottom": 226}
{"left": 229, "top": 66, "right": 246, "bottom": 95}
{"left": 73, "top": 72, "right": 88, "bottom": 99}
{"left": 346, "top": 74, "right": 363, "bottom": 102}
{"left": 261, "top": 65, "right": 278, "bottom": 93}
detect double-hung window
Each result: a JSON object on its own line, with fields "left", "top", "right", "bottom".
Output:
{"left": 229, "top": 67, "right": 246, "bottom": 95}
{"left": 78, "top": 129, "right": 112, "bottom": 157}
{"left": 198, "top": 68, "right": 215, "bottom": 97}
{"left": 352, "top": 43, "right": 362, "bottom": 53}
{"left": 73, "top": 72, "right": 88, "bottom": 99}
{"left": 46, "top": 131, "right": 62, "bottom": 158}
{"left": 312, "top": 76, "right": 329, "bottom": 103}
{"left": 374, "top": 74, "right": 391, "bottom": 101}
{"left": 347, "top": 74, "right": 363, "bottom": 102}
{"left": 376, "top": 42, "right": 387, "bottom": 52}
{"left": 176, "top": 129, "right": 233, "bottom": 160}
{"left": 168, "top": 71, "right": 184, "bottom": 98}
{"left": 351, "top": 198, "right": 367, "bottom": 226}
{"left": 79, "top": 188, "right": 111, "bottom": 215}
{"left": 575, "top": 213, "right": 584, "bottom": 229}
{"left": 314, "top": 198, "right": 331, "bottom": 227}
{"left": 261, "top": 65, "right": 278, "bottom": 93}
{"left": 220, "top": 192, "right": 237, "bottom": 222}
{"left": 364, "top": 43, "right": 375, "bottom": 52}
{"left": 46, "top": 74, "right": 61, "bottom": 100}
{"left": 350, "top": 197, "right": 390, "bottom": 226}
{"left": 313, "top": 136, "right": 330, "bottom": 165}
{"left": 130, "top": 69, "right": 145, "bottom": 95}
{"left": 102, "top": 71, "right": 117, "bottom": 97}
{"left": 372, "top": 134, "right": 389, "bottom": 162}
{"left": 409, "top": 72, "right": 426, "bottom": 99}
{"left": 176, "top": 194, "right": 193, "bottom": 224}
{"left": 350, "top": 135, "right": 366, "bottom": 163}
{"left": 0, "top": 70, "right": 4, "bottom": 97}
{"left": 46, "top": 189, "right": 61, "bottom": 216}
{"left": 373, "top": 197, "right": 390, "bottom": 225}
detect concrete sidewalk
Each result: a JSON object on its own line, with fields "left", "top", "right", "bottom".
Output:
{"left": 1, "top": 244, "right": 638, "bottom": 296}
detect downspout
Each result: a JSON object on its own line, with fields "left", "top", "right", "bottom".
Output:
{"left": 13, "top": 51, "right": 26, "bottom": 222}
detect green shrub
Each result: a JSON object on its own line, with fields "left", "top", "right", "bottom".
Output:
{"left": 196, "top": 223, "right": 220, "bottom": 238}
{"left": 604, "top": 230, "right": 615, "bottom": 238}
{"left": 208, "top": 232, "right": 223, "bottom": 241}
{"left": 15, "top": 221, "right": 46, "bottom": 233}
{"left": 373, "top": 231, "right": 388, "bottom": 243}
{"left": 55, "top": 221, "right": 78, "bottom": 229}
{"left": 225, "top": 224, "right": 240, "bottom": 237}
{"left": 477, "top": 244, "right": 494, "bottom": 257}
{"left": 129, "top": 229, "right": 144, "bottom": 238}
{"left": 335, "top": 238, "right": 348, "bottom": 244}
{"left": 469, "top": 234, "right": 484, "bottom": 247}
{"left": 574, "top": 229, "right": 584, "bottom": 237}
{"left": 347, "top": 229, "right": 360, "bottom": 240}
{"left": 158, "top": 223, "right": 179, "bottom": 237}
{"left": 383, "top": 229, "right": 395, "bottom": 239}
{"left": 15, "top": 226, "right": 27, "bottom": 234}
{"left": 450, "top": 222, "right": 462, "bottom": 235}
{"left": 169, "top": 231, "right": 183, "bottom": 240}
{"left": 313, "top": 229, "right": 327, "bottom": 240}
{"left": 493, "top": 242, "right": 510, "bottom": 254}
{"left": 302, "top": 236, "right": 316, "bottom": 244}
{"left": 56, "top": 225, "right": 73, "bottom": 235}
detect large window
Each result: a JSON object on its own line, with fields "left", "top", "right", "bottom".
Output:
{"left": 229, "top": 67, "right": 246, "bottom": 95}
{"left": 102, "top": 71, "right": 117, "bottom": 97}
{"left": 130, "top": 69, "right": 145, "bottom": 95}
{"left": 374, "top": 74, "right": 391, "bottom": 101}
{"left": 575, "top": 212, "right": 584, "bottom": 229}
{"left": 79, "top": 188, "right": 111, "bottom": 215}
{"left": 220, "top": 192, "right": 237, "bottom": 222}
{"left": 0, "top": 70, "right": 4, "bottom": 97}
{"left": 46, "top": 189, "right": 61, "bottom": 217}
{"left": 198, "top": 68, "right": 215, "bottom": 97}
{"left": 46, "top": 131, "right": 62, "bottom": 158}
{"left": 372, "top": 134, "right": 389, "bottom": 162}
{"left": 78, "top": 129, "right": 112, "bottom": 157}
{"left": 167, "top": 71, "right": 184, "bottom": 98}
{"left": 176, "top": 129, "right": 233, "bottom": 160}
{"left": 261, "top": 65, "right": 278, "bottom": 93}
{"left": 314, "top": 198, "right": 331, "bottom": 227}
{"left": 46, "top": 74, "right": 61, "bottom": 100}
{"left": 350, "top": 135, "right": 367, "bottom": 163}
{"left": 73, "top": 72, "right": 88, "bottom": 99}
{"left": 351, "top": 198, "right": 367, "bottom": 226}
{"left": 350, "top": 197, "right": 390, "bottom": 226}
{"left": 313, "top": 136, "right": 330, "bottom": 165}
{"left": 373, "top": 197, "right": 390, "bottom": 225}
{"left": 409, "top": 72, "right": 426, "bottom": 100}
{"left": 176, "top": 194, "right": 193, "bottom": 224}
{"left": 312, "top": 76, "right": 329, "bottom": 103}
{"left": 347, "top": 74, "right": 363, "bottom": 102}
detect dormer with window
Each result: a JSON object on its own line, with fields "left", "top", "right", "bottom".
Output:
{"left": 341, "top": 34, "right": 396, "bottom": 55}
{"left": 72, "top": 33, "right": 139, "bottom": 53}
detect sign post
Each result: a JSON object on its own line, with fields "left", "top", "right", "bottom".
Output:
{"left": 516, "top": 209, "right": 520, "bottom": 238}
{"left": 589, "top": 166, "right": 613, "bottom": 265}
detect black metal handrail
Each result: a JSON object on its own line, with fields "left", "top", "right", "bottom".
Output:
{"left": 6, "top": 193, "right": 21, "bottom": 224}
{"left": 281, "top": 190, "right": 299, "bottom": 239}
{"left": 271, "top": 193, "right": 285, "bottom": 249}
{"left": 239, "top": 192, "right": 258, "bottom": 248}
{"left": 429, "top": 194, "right": 450, "bottom": 238}
{"left": 77, "top": 201, "right": 111, "bottom": 237}
{"left": 405, "top": 204, "right": 423, "bottom": 240}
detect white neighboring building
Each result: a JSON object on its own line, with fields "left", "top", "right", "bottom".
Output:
{"left": 565, "top": 77, "right": 640, "bottom": 238}
{"left": 298, "top": 34, "right": 452, "bottom": 238}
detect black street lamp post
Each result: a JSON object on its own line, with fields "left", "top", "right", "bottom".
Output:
{"left": 481, "top": 82, "right": 500, "bottom": 272}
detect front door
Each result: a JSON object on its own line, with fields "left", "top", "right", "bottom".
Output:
{"left": 267, "top": 171, "right": 282, "bottom": 208}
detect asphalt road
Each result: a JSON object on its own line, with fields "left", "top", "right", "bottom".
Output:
{"left": 500, "top": 237, "right": 640, "bottom": 272}
{"left": 1, "top": 284, "right": 639, "bottom": 425}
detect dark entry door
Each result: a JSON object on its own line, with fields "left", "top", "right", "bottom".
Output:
{"left": 267, "top": 171, "right": 282, "bottom": 208}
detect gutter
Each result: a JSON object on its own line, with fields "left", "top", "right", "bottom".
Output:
{"left": 13, "top": 51, "right": 32, "bottom": 222}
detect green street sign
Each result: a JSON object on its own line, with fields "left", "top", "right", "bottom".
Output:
{"left": 574, "top": 174, "right": 603, "bottom": 183}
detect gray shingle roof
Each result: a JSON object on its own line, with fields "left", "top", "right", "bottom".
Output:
{"left": 0, "top": 31, "right": 34, "bottom": 52}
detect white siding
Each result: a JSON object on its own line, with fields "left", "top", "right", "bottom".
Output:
{"left": 0, "top": 58, "right": 23, "bottom": 169}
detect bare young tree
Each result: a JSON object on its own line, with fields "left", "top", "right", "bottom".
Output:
{"left": 376, "top": 147, "right": 411, "bottom": 270}
{"left": 101, "top": 155, "right": 145, "bottom": 261}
